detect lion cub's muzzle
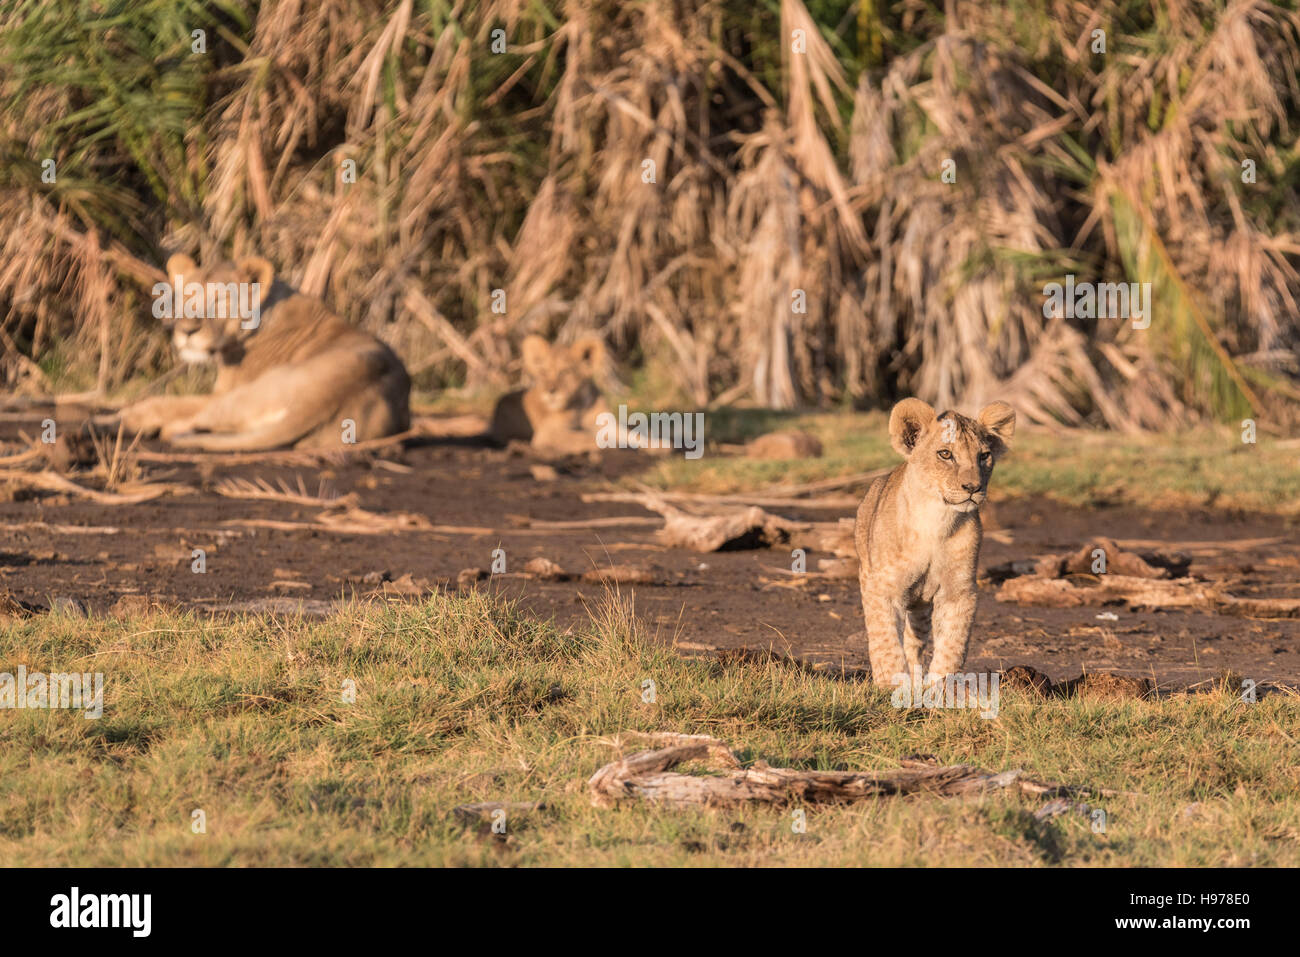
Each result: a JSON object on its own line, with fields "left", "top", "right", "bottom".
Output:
{"left": 944, "top": 488, "right": 987, "bottom": 511}
{"left": 173, "top": 330, "right": 218, "bottom": 364}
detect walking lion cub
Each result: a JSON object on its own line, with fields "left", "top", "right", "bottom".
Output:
{"left": 854, "top": 398, "right": 1015, "bottom": 688}
{"left": 121, "top": 253, "right": 409, "bottom": 451}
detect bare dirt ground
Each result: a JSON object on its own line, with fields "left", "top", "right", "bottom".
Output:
{"left": 2, "top": 407, "right": 1297, "bottom": 693}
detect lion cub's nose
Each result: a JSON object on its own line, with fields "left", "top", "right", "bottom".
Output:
{"left": 961, "top": 481, "right": 980, "bottom": 492}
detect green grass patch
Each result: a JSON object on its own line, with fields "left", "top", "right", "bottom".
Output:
{"left": 2, "top": 593, "right": 1296, "bottom": 866}
{"left": 632, "top": 409, "right": 1300, "bottom": 514}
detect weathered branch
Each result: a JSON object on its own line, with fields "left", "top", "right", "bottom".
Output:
{"left": 587, "top": 733, "right": 1133, "bottom": 809}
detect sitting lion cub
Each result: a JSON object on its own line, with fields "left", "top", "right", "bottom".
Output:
{"left": 854, "top": 398, "right": 1015, "bottom": 688}
{"left": 121, "top": 253, "right": 409, "bottom": 451}
{"left": 489, "top": 334, "right": 611, "bottom": 455}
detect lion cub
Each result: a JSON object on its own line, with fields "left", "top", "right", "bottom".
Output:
{"left": 854, "top": 398, "right": 1015, "bottom": 687}
{"left": 489, "top": 335, "right": 611, "bottom": 455}
{"left": 121, "top": 253, "right": 409, "bottom": 451}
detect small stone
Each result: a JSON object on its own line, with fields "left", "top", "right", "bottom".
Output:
{"left": 458, "top": 567, "right": 488, "bottom": 586}
{"left": 582, "top": 565, "right": 653, "bottom": 585}
{"left": 524, "top": 557, "right": 568, "bottom": 580}
{"left": 381, "top": 573, "right": 427, "bottom": 596}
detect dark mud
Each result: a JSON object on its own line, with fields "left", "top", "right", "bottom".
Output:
{"left": 2, "top": 408, "right": 1297, "bottom": 692}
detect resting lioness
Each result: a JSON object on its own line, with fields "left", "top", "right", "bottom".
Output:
{"left": 489, "top": 334, "right": 611, "bottom": 455}
{"left": 121, "top": 253, "right": 409, "bottom": 451}
{"left": 854, "top": 398, "right": 1015, "bottom": 687}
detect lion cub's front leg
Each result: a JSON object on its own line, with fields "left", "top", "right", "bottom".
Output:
{"left": 926, "top": 583, "right": 978, "bottom": 680}
{"left": 860, "top": 574, "right": 908, "bottom": 687}
{"left": 926, "top": 520, "right": 981, "bottom": 680}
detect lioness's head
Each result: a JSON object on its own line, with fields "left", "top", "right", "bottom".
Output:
{"left": 156, "top": 253, "right": 275, "bottom": 364}
{"left": 889, "top": 398, "right": 1016, "bottom": 513}
{"left": 521, "top": 334, "right": 604, "bottom": 411}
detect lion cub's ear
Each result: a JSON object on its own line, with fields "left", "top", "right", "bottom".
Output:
{"left": 236, "top": 255, "right": 275, "bottom": 293}
{"left": 977, "top": 401, "right": 1016, "bottom": 456}
{"left": 521, "top": 335, "right": 551, "bottom": 378}
{"left": 570, "top": 336, "right": 604, "bottom": 376}
{"left": 889, "top": 398, "right": 937, "bottom": 458}
{"left": 166, "top": 254, "right": 197, "bottom": 282}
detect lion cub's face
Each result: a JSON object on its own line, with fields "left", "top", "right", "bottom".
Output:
{"left": 159, "top": 253, "right": 275, "bottom": 364}
{"left": 889, "top": 398, "right": 1016, "bottom": 513}
{"left": 521, "top": 334, "right": 604, "bottom": 411}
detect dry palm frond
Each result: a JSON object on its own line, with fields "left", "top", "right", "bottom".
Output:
{"left": 0, "top": 468, "right": 181, "bottom": 504}
{"left": 4, "top": 0, "right": 1299, "bottom": 428}
{"left": 211, "top": 475, "right": 355, "bottom": 509}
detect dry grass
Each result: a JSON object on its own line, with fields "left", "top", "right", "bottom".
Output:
{"left": 2, "top": 0, "right": 1300, "bottom": 428}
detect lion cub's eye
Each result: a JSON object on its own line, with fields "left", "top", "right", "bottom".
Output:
{"left": 936, "top": 448, "right": 953, "bottom": 461}
{"left": 980, "top": 451, "right": 992, "bottom": 464}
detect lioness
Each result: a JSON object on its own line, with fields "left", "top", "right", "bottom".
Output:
{"left": 854, "top": 398, "right": 1016, "bottom": 687}
{"left": 121, "top": 253, "right": 409, "bottom": 450}
{"left": 489, "top": 334, "right": 611, "bottom": 455}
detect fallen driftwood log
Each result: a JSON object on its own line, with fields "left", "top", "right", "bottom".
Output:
{"left": 993, "top": 536, "right": 1300, "bottom": 619}
{"left": 997, "top": 572, "right": 1300, "bottom": 619}
{"left": 658, "top": 504, "right": 804, "bottom": 551}
{"left": 986, "top": 536, "right": 1185, "bottom": 582}
{"left": 632, "top": 497, "right": 812, "bottom": 551}
{"left": 1052, "top": 537, "right": 1186, "bottom": 579}
{"left": 998, "top": 574, "right": 1217, "bottom": 609}
{"left": 607, "top": 491, "right": 860, "bottom": 553}
{"left": 588, "top": 732, "right": 1132, "bottom": 809}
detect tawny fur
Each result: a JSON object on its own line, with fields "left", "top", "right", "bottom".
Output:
{"left": 120, "top": 253, "right": 409, "bottom": 451}
{"left": 854, "top": 398, "right": 1016, "bottom": 687}
{"left": 489, "top": 334, "right": 610, "bottom": 455}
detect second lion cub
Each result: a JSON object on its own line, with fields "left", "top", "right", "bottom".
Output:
{"left": 489, "top": 334, "right": 610, "bottom": 455}
{"left": 854, "top": 398, "right": 1015, "bottom": 688}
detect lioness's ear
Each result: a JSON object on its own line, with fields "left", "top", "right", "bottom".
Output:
{"left": 236, "top": 255, "right": 274, "bottom": 293}
{"left": 889, "top": 398, "right": 937, "bottom": 458}
{"left": 521, "top": 335, "right": 550, "bottom": 377}
{"left": 978, "top": 401, "right": 1016, "bottom": 455}
{"left": 166, "top": 254, "right": 196, "bottom": 281}
{"left": 570, "top": 336, "right": 604, "bottom": 375}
